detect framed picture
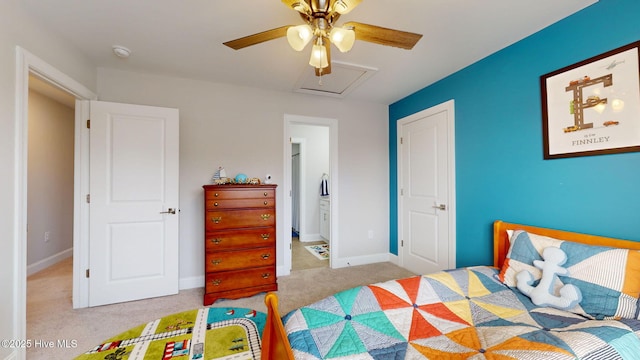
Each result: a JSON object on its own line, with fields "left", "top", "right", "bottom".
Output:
{"left": 541, "top": 41, "right": 640, "bottom": 159}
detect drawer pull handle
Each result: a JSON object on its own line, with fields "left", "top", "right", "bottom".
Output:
{"left": 213, "top": 202, "right": 219, "bottom": 207}
{"left": 211, "top": 217, "right": 222, "bottom": 224}
{"left": 211, "top": 279, "right": 221, "bottom": 286}
{"left": 261, "top": 234, "right": 270, "bottom": 240}
{"left": 211, "top": 238, "right": 222, "bottom": 245}
{"left": 264, "top": 201, "right": 268, "bottom": 206}
{"left": 261, "top": 254, "right": 271, "bottom": 260}
{"left": 214, "top": 193, "right": 219, "bottom": 197}
{"left": 261, "top": 214, "right": 271, "bottom": 220}
{"left": 211, "top": 259, "right": 222, "bottom": 266}
{"left": 263, "top": 192, "right": 268, "bottom": 197}
{"left": 262, "top": 273, "right": 271, "bottom": 279}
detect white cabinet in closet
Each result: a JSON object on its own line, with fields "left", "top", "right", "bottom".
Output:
{"left": 320, "top": 198, "right": 330, "bottom": 240}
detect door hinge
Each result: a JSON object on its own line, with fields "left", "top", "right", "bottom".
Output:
{"left": 401, "top": 240, "right": 404, "bottom": 247}
{"left": 86, "top": 119, "right": 90, "bottom": 129}
{"left": 400, "top": 188, "right": 404, "bottom": 196}
{"left": 400, "top": 137, "right": 403, "bottom": 145}
{"left": 86, "top": 194, "right": 90, "bottom": 203}
{"left": 85, "top": 269, "right": 90, "bottom": 278}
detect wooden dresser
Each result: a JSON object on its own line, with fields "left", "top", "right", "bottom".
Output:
{"left": 202, "top": 184, "right": 277, "bottom": 305}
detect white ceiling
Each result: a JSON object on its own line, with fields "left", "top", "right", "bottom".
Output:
{"left": 20, "top": 0, "right": 597, "bottom": 104}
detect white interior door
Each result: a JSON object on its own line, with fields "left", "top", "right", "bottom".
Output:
{"left": 89, "top": 100, "right": 179, "bottom": 307}
{"left": 399, "top": 100, "right": 455, "bottom": 275}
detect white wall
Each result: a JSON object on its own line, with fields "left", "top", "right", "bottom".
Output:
{"left": 291, "top": 124, "right": 329, "bottom": 241}
{"left": 0, "top": 1, "right": 96, "bottom": 358}
{"left": 96, "top": 68, "right": 391, "bottom": 285}
{"left": 27, "top": 89, "right": 74, "bottom": 272}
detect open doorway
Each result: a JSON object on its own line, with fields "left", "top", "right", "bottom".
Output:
{"left": 290, "top": 131, "right": 329, "bottom": 271}
{"left": 15, "top": 48, "right": 97, "bottom": 355}
{"left": 282, "top": 114, "right": 338, "bottom": 274}
{"left": 26, "top": 75, "right": 76, "bottom": 276}
{"left": 25, "top": 74, "right": 77, "bottom": 343}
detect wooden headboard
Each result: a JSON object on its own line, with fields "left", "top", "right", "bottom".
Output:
{"left": 493, "top": 220, "right": 640, "bottom": 268}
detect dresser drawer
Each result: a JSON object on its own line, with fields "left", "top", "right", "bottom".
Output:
{"left": 206, "top": 209, "right": 275, "bottom": 230}
{"left": 205, "top": 247, "right": 275, "bottom": 272}
{"left": 205, "top": 266, "right": 276, "bottom": 293}
{"left": 205, "top": 198, "right": 275, "bottom": 210}
{"left": 205, "top": 228, "right": 275, "bottom": 250}
{"left": 205, "top": 188, "right": 275, "bottom": 201}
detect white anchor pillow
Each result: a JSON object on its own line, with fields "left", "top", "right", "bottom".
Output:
{"left": 515, "top": 246, "right": 582, "bottom": 310}
{"left": 499, "top": 230, "right": 640, "bottom": 320}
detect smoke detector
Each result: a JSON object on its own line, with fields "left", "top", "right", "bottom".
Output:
{"left": 112, "top": 45, "right": 131, "bottom": 58}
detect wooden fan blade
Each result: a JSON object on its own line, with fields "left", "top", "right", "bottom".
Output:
{"left": 344, "top": 21, "right": 423, "bottom": 50}
{"left": 223, "top": 26, "right": 291, "bottom": 50}
{"left": 315, "top": 40, "right": 331, "bottom": 76}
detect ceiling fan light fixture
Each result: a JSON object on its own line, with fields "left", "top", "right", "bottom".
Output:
{"left": 332, "top": 0, "right": 362, "bottom": 14}
{"left": 329, "top": 27, "right": 355, "bottom": 52}
{"left": 282, "top": 0, "right": 311, "bottom": 15}
{"left": 287, "top": 24, "right": 313, "bottom": 51}
{"left": 309, "top": 40, "right": 329, "bottom": 69}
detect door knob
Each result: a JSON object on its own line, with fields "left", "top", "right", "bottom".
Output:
{"left": 160, "top": 208, "right": 176, "bottom": 214}
{"left": 432, "top": 204, "right": 446, "bottom": 211}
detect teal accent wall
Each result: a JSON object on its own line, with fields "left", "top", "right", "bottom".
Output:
{"left": 389, "top": 0, "right": 640, "bottom": 267}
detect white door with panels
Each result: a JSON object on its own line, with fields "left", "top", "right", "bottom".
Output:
{"left": 89, "top": 100, "right": 180, "bottom": 307}
{"left": 399, "top": 100, "right": 455, "bottom": 275}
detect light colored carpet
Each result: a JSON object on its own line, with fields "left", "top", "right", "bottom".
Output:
{"left": 291, "top": 237, "right": 328, "bottom": 271}
{"left": 27, "top": 257, "right": 415, "bottom": 359}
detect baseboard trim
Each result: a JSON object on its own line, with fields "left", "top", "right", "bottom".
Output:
{"left": 298, "top": 233, "right": 323, "bottom": 242}
{"left": 387, "top": 253, "right": 400, "bottom": 266}
{"left": 179, "top": 275, "right": 203, "bottom": 290}
{"left": 331, "top": 252, "right": 390, "bottom": 269}
{"left": 277, "top": 265, "right": 291, "bottom": 277}
{"left": 27, "top": 248, "right": 72, "bottom": 276}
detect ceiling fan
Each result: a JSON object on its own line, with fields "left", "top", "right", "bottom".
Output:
{"left": 223, "top": 0, "right": 423, "bottom": 76}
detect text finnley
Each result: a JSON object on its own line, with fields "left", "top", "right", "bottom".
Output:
{"left": 572, "top": 135, "right": 609, "bottom": 147}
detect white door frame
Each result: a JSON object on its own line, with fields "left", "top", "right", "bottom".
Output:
{"left": 282, "top": 114, "right": 338, "bottom": 274}
{"left": 291, "top": 138, "right": 306, "bottom": 237}
{"left": 397, "top": 100, "right": 456, "bottom": 270}
{"left": 14, "top": 47, "right": 96, "bottom": 358}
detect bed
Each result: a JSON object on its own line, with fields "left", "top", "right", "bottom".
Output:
{"left": 262, "top": 220, "right": 640, "bottom": 359}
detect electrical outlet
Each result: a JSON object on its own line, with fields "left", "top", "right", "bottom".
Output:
{"left": 44, "top": 231, "right": 50, "bottom": 242}
{"left": 368, "top": 230, "right": 374, "bottom": 239}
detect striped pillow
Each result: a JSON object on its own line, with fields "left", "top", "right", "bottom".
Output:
{"left": 499, "top": 230, "right": 640, "bottom": 319}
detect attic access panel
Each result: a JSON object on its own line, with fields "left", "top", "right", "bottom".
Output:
{"left": 294, "top": 61, "right": 377, "bottom": 98}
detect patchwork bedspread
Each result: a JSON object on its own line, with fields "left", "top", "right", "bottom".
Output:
{"left": 283, "top": 266, "right": 640, "bottom": 359}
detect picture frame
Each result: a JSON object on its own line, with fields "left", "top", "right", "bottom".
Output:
{"left": 541, "top": 40, "right": 640, "bottom": 159}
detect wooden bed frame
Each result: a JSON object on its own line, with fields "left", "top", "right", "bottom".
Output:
{"left": 262, "top": 220, "right": 640, "bottom": 359}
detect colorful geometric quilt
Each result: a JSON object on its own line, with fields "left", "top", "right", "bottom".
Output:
{"left": 283, "top": 266, "right": 640, "bottom": 359}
